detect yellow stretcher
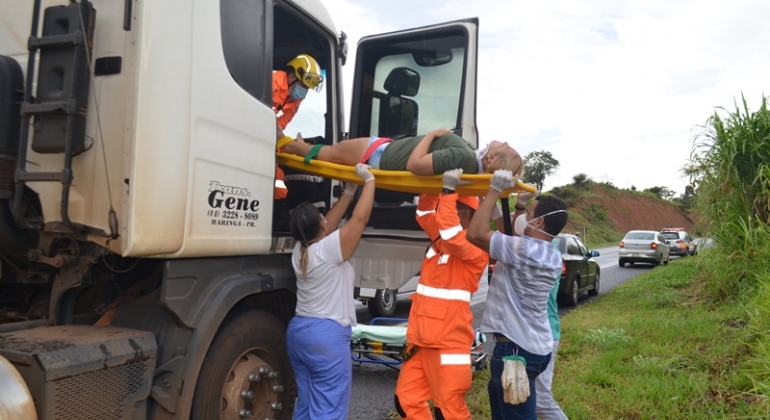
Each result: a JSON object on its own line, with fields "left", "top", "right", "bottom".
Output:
{"left": 276, "top": 152, "right": 536, "bottom": 197}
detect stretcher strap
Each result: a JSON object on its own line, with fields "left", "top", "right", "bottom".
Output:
{"left": 359, "top": 137, "right": 392, "bottom": 164}
{"left": 277, "top": 136, "right": 294, "bottom": 151}
{"left": 501, "top": 197, "right": 513, "bottom": 236}
{"left": 303, "top": 144, "right": 324, "bottom": 164}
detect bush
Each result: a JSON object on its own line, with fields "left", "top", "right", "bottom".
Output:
{"left": 573, "top": 173, "right": 592, "bottom": 189}
{"left": 585, "top": 203, "right": 609, "bottom": 222}
{"left": 551, "top": 185, "right": 583, "bottom": 207}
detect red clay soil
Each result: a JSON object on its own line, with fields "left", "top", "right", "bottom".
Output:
{"left": 568, "top": 186, "right": 696, "bottom": 234}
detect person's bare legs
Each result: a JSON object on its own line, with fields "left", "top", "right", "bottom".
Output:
{"left": 282, "top": 134, "right": 371, "bottom": 166}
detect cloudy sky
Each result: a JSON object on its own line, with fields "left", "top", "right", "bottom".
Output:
{"left": 306, "top": 0, "right": 770, "bottom": 195}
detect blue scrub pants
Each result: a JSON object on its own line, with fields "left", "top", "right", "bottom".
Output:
{"left": 286, "top": 315, "right": 352, "bottom": 420}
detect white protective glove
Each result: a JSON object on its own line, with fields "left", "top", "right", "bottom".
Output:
{"left": 516, "top": 189, "right": 540, "bottom": 207}
{"left": 343, "top": 182, "right": 359, "bottom": 196}
{"left": 490, "top": 170, "right": 516, "bottom": 193}
{"left": 502, "top": 355, "right": 530, "bottom": 405}
{"left": 355, "top": 163, "right": 375, "bottom": 183}
{"left": 442, "top": 168, "right": 473, "bottom": 191}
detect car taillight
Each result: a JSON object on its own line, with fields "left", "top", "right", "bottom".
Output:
{"left": 619, "top": 241, "right": 624, "bottom": 248}
{"left": 651, "top": 243, "right": 658, "bottom": 249}
{"left": 562, "top": 261, "right": 567, "bottom": 275}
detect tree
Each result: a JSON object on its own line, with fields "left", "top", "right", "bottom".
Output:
{"left": 674, "top": 184, "right": 696, "bottom": 209}
{"left": 572, "top": 173, "right": 591, "bottom": 189}
{"left": 522, "top": 150, "right": 560, "bottom": 191}
{"left": 644, "top": 186, "right": 675, "bottom": 200}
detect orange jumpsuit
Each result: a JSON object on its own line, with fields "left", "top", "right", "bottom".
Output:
{"left": 274, "top": 167, "right": 287, "bottom": 200}
{"left": 272, "top": 70, "right": 304, "bottom": 132}
{"left": 273, "top": 70, "right": 304, "bottom": 200}
{"left": 395, "top": 193, "right": 489, "bottom": 420}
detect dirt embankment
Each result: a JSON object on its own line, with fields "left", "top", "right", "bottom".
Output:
{"left": 563, "top": 184, "right": 697, "bottom": 236}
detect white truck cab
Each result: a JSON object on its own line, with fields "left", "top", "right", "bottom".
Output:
{"left": 0, "top": 1, "right": 479, "bottom": 418}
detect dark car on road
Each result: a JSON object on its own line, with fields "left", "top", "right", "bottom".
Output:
{"left": 553, "top": 234, "right": 600, "bottom": 306}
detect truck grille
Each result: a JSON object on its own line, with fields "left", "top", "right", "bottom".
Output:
{"left": 53, "top": 360, "right": 148, "bottom": 420}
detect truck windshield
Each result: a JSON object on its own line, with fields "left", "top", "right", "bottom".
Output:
{"left": 352, "top": 31, "right": 468, "bottom": 139}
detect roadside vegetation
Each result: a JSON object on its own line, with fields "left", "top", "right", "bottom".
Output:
{"left": 465, "top": 96, "right": 770, "bottom": 419}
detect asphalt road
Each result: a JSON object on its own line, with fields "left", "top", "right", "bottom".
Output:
{"left": 346, "top": 245, "right": 660, "bottom": 420}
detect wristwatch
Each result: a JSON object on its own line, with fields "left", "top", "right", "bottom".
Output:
{"left": 442, "top": 188, "right": 455, "bottom": 195}
{"left": 514, "top": 202, "right": 526, "bottom": 211}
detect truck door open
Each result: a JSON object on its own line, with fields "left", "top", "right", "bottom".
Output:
{"left": 347, "top": 19, "right": 480, "bottom": 300}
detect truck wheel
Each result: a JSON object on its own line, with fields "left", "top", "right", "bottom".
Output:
{"left": 368, "top": 289, "right": 397, "bottom": 317}
{"left": 191, "top": 310, "right": 296, "bottom": 420}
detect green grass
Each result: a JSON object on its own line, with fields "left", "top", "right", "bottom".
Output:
{"left": 466, "top": 254, "right": 769, "bottom": 419}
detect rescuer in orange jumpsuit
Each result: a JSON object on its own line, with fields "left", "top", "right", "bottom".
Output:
{"left": 273, "top": 53, "right": 324, "bottom": 200}
{"left": 394, "top": 168, "right": 489, "bottom": 420}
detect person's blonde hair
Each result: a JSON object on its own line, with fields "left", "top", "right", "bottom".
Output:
{"left": 488, "top": 149, "right": 524, "bottom": 177}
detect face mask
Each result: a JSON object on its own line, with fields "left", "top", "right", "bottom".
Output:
{"left": 290, "top": 83, "right": 308, "bottom": 100}
{"left": 514, "top": 210, "right": 567, "bottom": 237}
{"left": 514, "top": 214, "right": 529, "bottom": 236}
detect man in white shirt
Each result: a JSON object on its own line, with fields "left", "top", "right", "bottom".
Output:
{"left": 467, "top": 170, "right": 568, "bottom": 420}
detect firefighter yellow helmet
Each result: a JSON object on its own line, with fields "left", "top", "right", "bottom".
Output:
{"left": 287, "top": 54, "right": 323, "bottom": 90}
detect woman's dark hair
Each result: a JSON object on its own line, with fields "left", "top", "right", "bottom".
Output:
{"left": 289, "top": 202, "right": 323, "bottom": 279}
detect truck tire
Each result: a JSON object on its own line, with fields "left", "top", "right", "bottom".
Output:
{"left": 191, "top": 310, "right": 296, "bottom": 420}
{"left": 368, "top": 289, "right": 397, "bottom": 317}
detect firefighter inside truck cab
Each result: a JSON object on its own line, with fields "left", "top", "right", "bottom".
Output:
{"left": 272, "top": 53, "right": 324, "bottom": 201}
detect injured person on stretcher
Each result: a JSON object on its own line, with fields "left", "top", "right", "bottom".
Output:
{"left": 278, "top": 127, "right": 524, "bottom": 177}
{"left": 350, "top": 317, "right": 488, "bottom": 372}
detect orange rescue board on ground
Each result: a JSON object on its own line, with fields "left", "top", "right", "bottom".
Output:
{"left": 276, "top": 152, "right": 536, "bottom": 197}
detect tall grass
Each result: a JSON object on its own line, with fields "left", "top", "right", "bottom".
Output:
{"left": 687, "top": 95, "right": 770, "bottom": 408}
{"left": 689, "top": 96, "right": 770, "bottom": 260}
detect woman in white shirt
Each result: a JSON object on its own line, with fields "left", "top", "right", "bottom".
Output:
{"left": 286, "top": 164, "right": 375, "bottom": 420}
